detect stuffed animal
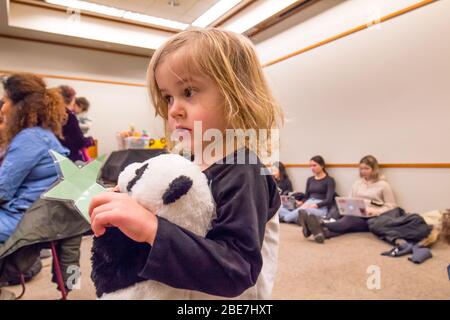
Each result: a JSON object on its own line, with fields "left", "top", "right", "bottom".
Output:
{"left": 91, "top": 153, "right": 215, "bottom": 299}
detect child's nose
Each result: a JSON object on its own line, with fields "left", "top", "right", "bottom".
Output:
{"left": 169, "top": 99, "right": 186, "bottom": 119}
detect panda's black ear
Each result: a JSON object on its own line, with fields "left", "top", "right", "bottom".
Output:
{"left": 162, "top": 175, "right": 193, "bottom": 205}
{"left": 126, "top": 163, "right": 149, "bottom": 192}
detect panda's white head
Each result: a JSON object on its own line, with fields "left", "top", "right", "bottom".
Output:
{"left": 117, "top": 153, "right": 215, "bottom": 236}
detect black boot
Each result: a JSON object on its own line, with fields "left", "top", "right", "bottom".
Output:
{"left": 297, "top": 210, "right": 311, "bottom": 238}
{"left": 306, "top": 214, "right": 325, "bottom": 244}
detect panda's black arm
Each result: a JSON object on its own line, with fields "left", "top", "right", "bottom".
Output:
{"left": 137, "top": 165, "right": 281, "bottom": 298}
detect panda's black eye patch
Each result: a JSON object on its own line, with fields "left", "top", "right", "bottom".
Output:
{"left": 162, "top": 175, "right": 193, "bottom": 205}
{"left": 126, "top": 163, "right": 149, "bottom": 192}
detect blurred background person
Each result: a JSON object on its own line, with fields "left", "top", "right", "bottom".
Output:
{"left": 73, "top": 96, "right": 92, "bottom": 135}
{"left": 58, "top": 85, "right": 94, "bottom": 162}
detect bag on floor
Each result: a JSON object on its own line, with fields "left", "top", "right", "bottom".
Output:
{"left": 0, "top": 246, "right": 42, "bottom": 287}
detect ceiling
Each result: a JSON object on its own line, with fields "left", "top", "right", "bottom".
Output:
{"left": 88, "top": 0, "right": 220, "bottom": 24}
{"left": 0, "top": 0, "right": 238, "bottom": 57}
{"left": 0, "top": 0, "right": 319, "bottom": 57}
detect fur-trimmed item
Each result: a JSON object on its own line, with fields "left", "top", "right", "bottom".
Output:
{"left": 418, "top": 209, "right": 450, "bottom": 247}
{"left": 442, "top": 209, "right": 450, "bottom": 244}
{"left": 91, "top": 154, "right": 215, "bottom": 299}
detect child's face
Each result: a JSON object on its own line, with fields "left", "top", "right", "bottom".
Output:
{"left": 155, "top": 53, "right": 228, "bottom": 154}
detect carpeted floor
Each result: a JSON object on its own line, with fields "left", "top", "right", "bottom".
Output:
{"left": 272, "top": 223, "right": 449, "bottom": 299}
{"left": 4, "top": 223, "right": 450, "bottom": 300}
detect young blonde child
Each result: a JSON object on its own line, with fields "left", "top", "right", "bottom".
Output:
{"left": 89, "top": 28, "right": 283, "bottom": 299}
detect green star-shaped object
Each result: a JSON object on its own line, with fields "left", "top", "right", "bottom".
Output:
{"left": 42, "top": 150, "right": 107, "bottom": 223}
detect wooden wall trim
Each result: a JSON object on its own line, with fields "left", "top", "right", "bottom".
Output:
{"left": 262, "top": 0, "right": 437, "bottom": 68}
{"left": 0, "top": 69, "right": 147, "bottom": 87}
{"left": 285, "top": 163, "right": 450, "bottom": 169}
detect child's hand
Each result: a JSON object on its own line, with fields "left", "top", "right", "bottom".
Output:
{"left": 106, "top": 185, "right": 120, "bottom": 192}
{"left": 89, "top": 192, "right": 158, "bottom": 245}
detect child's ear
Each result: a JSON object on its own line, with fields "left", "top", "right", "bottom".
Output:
{"left": 162, "top": 175, "right": 193, "bottom": 205}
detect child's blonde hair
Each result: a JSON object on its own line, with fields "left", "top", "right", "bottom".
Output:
{"left": 147, "top": 28, "right": 283, "bottom": 158}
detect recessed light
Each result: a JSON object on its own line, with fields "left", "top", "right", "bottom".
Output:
{"left": 168, "top": 0, "right": 180, "bottom": 7}
{"left": 45, "top": 0, "right": 189, "bottom": 30}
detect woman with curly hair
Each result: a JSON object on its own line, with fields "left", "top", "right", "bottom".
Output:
{"left": 0, "top": 73, "right": 69, "bottom": 243}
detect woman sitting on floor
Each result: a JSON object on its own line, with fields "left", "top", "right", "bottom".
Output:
{"left": 279, "top": 156, "right": 336, "bottom": 223}
{"left": 300, "top": 155, "right": 397, "bottom": 243}
{"left": 272, "top": 161, "right": 293, "bottom": 195}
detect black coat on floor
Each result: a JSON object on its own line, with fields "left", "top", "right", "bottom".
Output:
{"left": 368, "top": 208, "right": 432, "bottom": 244}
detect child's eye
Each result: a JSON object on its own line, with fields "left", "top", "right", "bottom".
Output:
{"left": 184, "top": 87, "right": 196, "bottom": 98}
{"left": 164, "top": 95, "right": 174, "bottom": 105}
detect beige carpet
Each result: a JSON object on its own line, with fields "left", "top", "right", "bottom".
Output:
{"left": 4, "top": 224, "right": 450, "bottom": 300}
{"left": 272, "top": 224, "right": 449, "bottom": 299}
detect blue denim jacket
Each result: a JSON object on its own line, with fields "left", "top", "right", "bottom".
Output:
{"left": 0, "top": 127, "right": 69, "bottom": 240}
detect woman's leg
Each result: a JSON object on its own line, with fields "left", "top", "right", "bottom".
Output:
{"left": 282, "top": 209, "right": 300, "bottom": 224}
{"left": 324, "top": 216, "right": 369, "bottom": 237}
{"left": 299, "top": 198, "right": 328, "bottom": 218}
{"left": 278, "top": 207, "right": 291, "bottom": 222}
{"left": 304, "top": 207, "right": 328, "bottom": 219}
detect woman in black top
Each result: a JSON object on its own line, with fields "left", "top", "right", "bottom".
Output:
{"left": 271, "top": 161, "right": 293, "bottom": 195}
{"left": 57, "top": 85, "right": 94, "bottom": 162}
{"left": 279, "top": 156, "right": 335, "bottom": 223}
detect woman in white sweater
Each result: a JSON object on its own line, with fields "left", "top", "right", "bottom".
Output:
{"left": 301, "top": 155, "right": 397, "bottom": 243}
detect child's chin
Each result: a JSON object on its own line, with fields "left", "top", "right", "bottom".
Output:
{"left": 172, "top": 141, "right": 194, "bottom": 155}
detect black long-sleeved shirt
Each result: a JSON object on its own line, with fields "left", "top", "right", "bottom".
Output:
{"left": 59, "top": 109, "right": 94, "bottom": 162}
{"left": 303, "top": 175, "right": 336, "bottom": 209}
{"left": 276, "top": 178, "right": 293, "bottom": 195}
{"left": 137, "top": 149, "right": 281, "bottom": 297}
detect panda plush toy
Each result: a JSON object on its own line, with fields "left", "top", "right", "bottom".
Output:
{"left": 91, "top": 153, "right": 215, "bottom": 299}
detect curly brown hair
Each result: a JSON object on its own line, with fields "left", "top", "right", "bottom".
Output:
{"left": 1, "top": 73, "right": 68, "bottom": 146}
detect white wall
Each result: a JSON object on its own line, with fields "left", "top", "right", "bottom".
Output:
{"left": 255, "top": 0, "right": 450, "bottom": 213}
{"left": 254, "top": 0, "right": 422, "bottom": 65}
{"left": 0, "top": 36, "right": 165, "bottom": 156}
